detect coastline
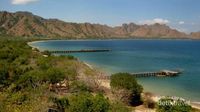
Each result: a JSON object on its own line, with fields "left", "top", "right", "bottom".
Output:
{"left": 83, "top": 61, "right": 200, "bottom": 110}
{"left": 27, "top": 40, "right": 200, "bottom": 110}
{"left": 83, "top": 62, "right": 94, "bottom": 69}
{"left": 27, "top": 40, "right": 46, "bottom": 46}
{"left": 27, "top": 38, "right": 200, "bottom": 44}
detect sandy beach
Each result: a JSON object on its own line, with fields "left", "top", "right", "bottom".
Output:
{"left": 27, "top": 40, "right": 46, "bottom": 49}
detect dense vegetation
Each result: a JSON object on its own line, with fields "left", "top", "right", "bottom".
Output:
{"left": 0, "top": 37, "right": 130, "bottom": 112}
{"left": 110, "top": 73, "right": 143, "bottom": 106}
{"left": 49, "top": 92, "right": 110, "bottom": 112}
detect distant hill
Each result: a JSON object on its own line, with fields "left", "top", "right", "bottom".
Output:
{"left": 0, "top": 11, "right": 199, "bottom": 39}
{"left": 190, "top": 32, "right": 200, "bottom": 39}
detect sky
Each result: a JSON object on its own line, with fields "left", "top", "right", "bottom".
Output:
{"left": 0, "top": 0, "right": 200, "bottom": 33}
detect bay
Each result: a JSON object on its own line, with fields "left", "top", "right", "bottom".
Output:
{"left": 29, "top": 39, "right": 200, "bottom": 101}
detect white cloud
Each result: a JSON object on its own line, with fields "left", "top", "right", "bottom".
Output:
{"left": 11, "top": 0, "right": 39, "bottom": 5}
{"left": 178, "top": 21, "right": 185, "bottom": 25}
{"left": 139, "top": 18, "right": 170, "bottom": 25}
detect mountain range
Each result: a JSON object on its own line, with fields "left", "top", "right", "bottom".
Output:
{"left": 0, "top": 11, "right": 200, "bottom": 39}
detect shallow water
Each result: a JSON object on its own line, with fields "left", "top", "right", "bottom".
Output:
{"left": 30, "top": 39, "right": 200, "bottom": 101}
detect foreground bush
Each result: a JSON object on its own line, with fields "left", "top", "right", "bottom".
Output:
{"left": 109, "top": 102, "right": 131, "bottom": 112}
{"left": 51, "top": 92, "right": 110, "bottom": 112}
{"left": 0, "top": 65, "right": 9, "bottom": 86}
{"left": 46, "top": 68, "right": 65, "bottom": 84}
{"left": 110, "top": 73, "right": 143, "bottom": 106}
{"left": 50, "top": 97, "right": 69, "bottom": 112}
{"left": 68, "top": 93, "right": 110, "bottom": 112}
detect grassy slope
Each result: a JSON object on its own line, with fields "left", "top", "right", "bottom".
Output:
{"left": 0, "top": 36, "right": 131, "bottom": 112}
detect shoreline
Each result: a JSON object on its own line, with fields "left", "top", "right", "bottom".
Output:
{"left": 83, "top": 61, "right": 200, "bottom": 110}
{"left": 83, "top": 62, "right": 94, "bottom": 69}
{"left": 27, "top": 38, "right": 200, "bottom": 44}
{"left": 27, "top": 40, "right": 46, "bottom": 46}
{"left": 27, "top": 40, "right": 200, "bottom": 110}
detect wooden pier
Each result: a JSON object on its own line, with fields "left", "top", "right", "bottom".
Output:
{"left": 49, "top": 49, "right": 111, "bottom": 53}
{"left": 131, "top": 70, "right": 181, "bottom": 77}
{"left": 99, "top": 70, "right": 181, "bottom": 80}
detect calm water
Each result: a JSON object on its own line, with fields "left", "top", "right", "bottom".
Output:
{"left": 30, "top": 39, "right": 200, "bottom": 101}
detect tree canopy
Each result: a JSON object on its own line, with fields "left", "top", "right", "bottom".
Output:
{"left": 110, "top": 73, "right": 143, "bottom": 106}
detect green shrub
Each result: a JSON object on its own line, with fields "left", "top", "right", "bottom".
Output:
{"left": 109, "top": 102, "right": 131, "bottom": 112}
{"left": 68, "top": 92, "right": 110, "bottom": 112}
{"left": 0, "top": 48, "right": 19, "bottom": 62}
{"left": 0, "top": 65, "right": 9, "bottom": 86}
{"left": 67, "top": 55, "right": 76, "bottom": 60}
{"left": 15, "top": 56, "right": 29, "bottom": 65}
{"left": 70, "top": 81, "right": 91, "bottom": 93}
{"left": 46, "top": 68, "right": 65, "bottom": 84}
{"left": 50, "top": 97, "right": 69, "bottom": 112}
{"left": 91, "top": 94, "right": 110, "bottom": 112}
{"left": 8, "top": 91, "right": 29, "bottom": 105}
{"left": 37, "top": 57, "right": 52, "bottom": 70}
{"left": 65, "top": 67, "right": 77, "bottom": 81}
{"left": 15, "top": 70, "right": 43, "bottom": 90}
{"left": 110, "top": 73, "right": 143, "bottom": 106}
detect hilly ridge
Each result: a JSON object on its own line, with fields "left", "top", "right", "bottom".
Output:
{"left": 0, "top": 11, "right": 199, "bottom": 39}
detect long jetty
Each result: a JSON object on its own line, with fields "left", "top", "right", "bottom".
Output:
{"left": 100, "top": 70, "right": 182, "bottom": 79}
{"left": 131, "top": 70, "right": 181, "bottom": 77}
{"left": 49, "top": 49, "right": 111, "bottom": 53}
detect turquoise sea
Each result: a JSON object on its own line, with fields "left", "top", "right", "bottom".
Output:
{"left": 29, "top": 39, "right": 200, "bottom": 101}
